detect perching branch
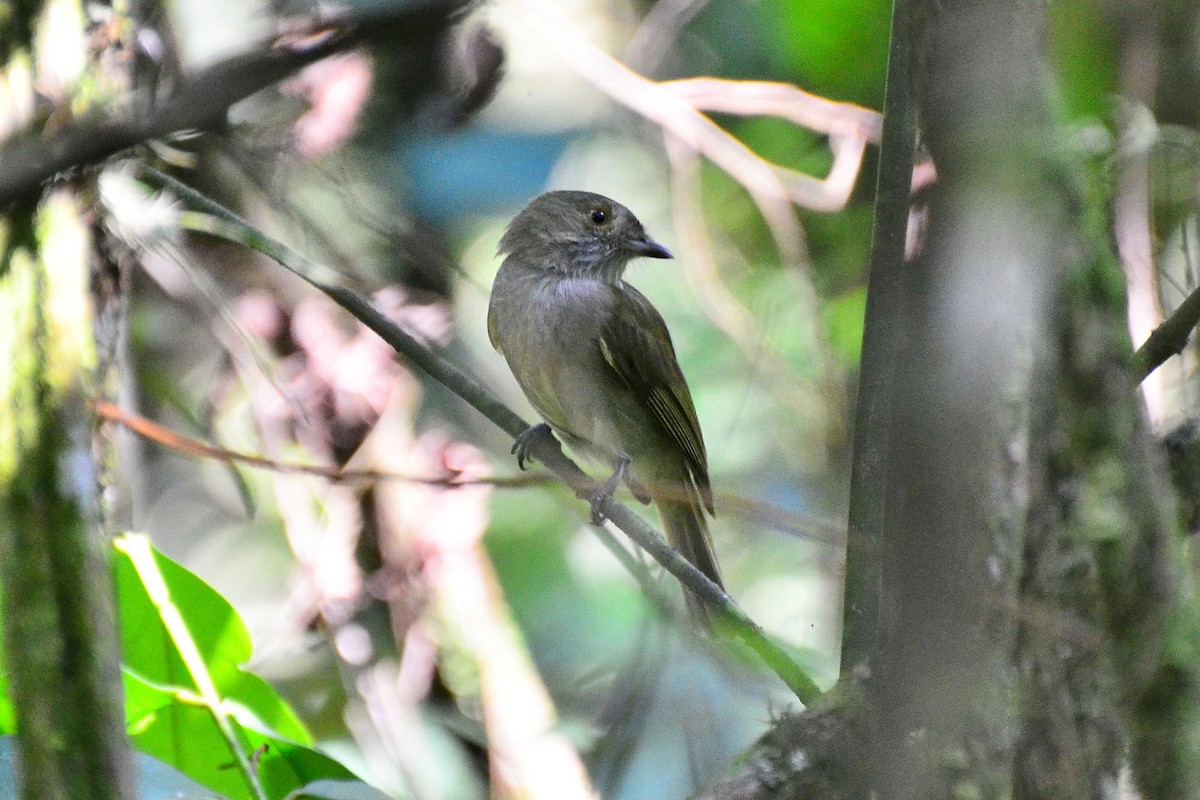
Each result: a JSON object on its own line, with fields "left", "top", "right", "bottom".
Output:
{"left": 97, "top": 395, "right": 841, "bottom": 543}
{"left": 133, "top": 163, "right": 821, "bottom": 705}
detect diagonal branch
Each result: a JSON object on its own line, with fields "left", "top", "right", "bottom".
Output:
{"left": 133, "top": 163, "right": 821, "bottom": 705}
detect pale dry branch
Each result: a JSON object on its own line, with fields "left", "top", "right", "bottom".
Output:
{"left": 661, "top": 78, "right": 882, "bottom": 142}
{"left": 1115, "top": 100, "right": 1168, "bottom": 425}
{"left": 665, "top": 134, "right": 822, "bottom": 414}
{"left": 663, "top": 77, "right": 881, "bottom": 212}
{"left": 508, "top": 0, "right": 885, "bottom": 245}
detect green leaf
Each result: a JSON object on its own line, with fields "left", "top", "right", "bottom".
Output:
{"left": 114, "top": 533, "right": 310, "bottom": 744}
{"left": 0, "top": 672, "right": 13, "bottom": 736}
{"left": 114, "top": 534, "right": 369, "bottom": 799}
{"left": 764, "top": 0, "right": 890, "bottom": 107}
{"left": 1048, "top": 1, "right": 1119, "bottom": 120}
{"left": 124, "top": 667, "right": 361, "bottom": 800}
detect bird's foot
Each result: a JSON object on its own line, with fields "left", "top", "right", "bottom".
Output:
{"left": 511, "top": 423, "right": 553, "bottom": 470}
{"left": 589, "top": 456, "right": 631, "bottom": 525}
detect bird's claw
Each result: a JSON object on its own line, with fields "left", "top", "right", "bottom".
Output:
{"left": 589, "top": 456, "right": 630, "bottom": 525}
{"left": 512, "top": 423, "right": 552, "bottom": 470}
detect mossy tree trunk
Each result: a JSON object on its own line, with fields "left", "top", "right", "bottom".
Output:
{"left": 0, "top": 2, "right": 136, "bottom": 798}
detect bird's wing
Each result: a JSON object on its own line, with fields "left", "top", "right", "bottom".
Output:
{"left": 598, "top": 284, "right": 713, "bottom": 513}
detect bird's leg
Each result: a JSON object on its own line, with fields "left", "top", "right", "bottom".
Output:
{"left": 511, "top": 422, "right": 554, "bottom": 470}
{"left": 589, "top": 455, "right": 631, "bottom": 525}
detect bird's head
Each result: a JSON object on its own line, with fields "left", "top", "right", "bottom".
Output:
{"left": 498, "top": 190, "right": 672, "bottom": 282}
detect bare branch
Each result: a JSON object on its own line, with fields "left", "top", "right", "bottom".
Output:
{"left": 662, "top": 77, "right": 881, "bottom": 211}
{"left": 94, "top": 399, "right": 550, "bottom": 489}
{"left": 0, "top": 32, "right": 345, "bottom": 205}
{"left": 1115, "top": 101, "right": 1168, "bottom": 416}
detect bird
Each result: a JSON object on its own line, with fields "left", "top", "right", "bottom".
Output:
{"left": 487, "top": 189, "right": 723, "bottom": 627}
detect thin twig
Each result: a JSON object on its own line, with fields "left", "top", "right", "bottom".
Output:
{"left": 136, "top": 164, "right": 821, "bottom": 704}
{"left": 98, "top": 380, "right": 843, "bottom": 544}
{"left": 94, "top": 399, "right": 549, "bottom": 489}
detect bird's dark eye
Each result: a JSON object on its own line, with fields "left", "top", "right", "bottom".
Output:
{"left": 590, "top": 208, "right": 608, "bottom": 225}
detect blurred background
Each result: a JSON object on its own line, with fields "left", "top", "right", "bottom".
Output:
{"left": 101, "top": 0, "right": 1169, "bottom": 796}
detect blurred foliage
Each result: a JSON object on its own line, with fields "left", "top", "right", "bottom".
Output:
{"left": 761, "top": 0, "right": 889, "bottom": 107}
{"left": 1048, "top": 1, "right": 1120, "bottom": 120}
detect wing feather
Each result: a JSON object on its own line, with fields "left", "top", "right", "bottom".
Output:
{"left": 598, "top": 284, "right": 713, "bottom": 513}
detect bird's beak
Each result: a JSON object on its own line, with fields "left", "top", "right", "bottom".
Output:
{"left": 627, "top": 236, "right": 673, "bottom": 259}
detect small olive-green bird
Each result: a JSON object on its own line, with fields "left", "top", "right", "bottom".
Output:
{"left": 487, "top": 190, "right": 722, "bottom": 627}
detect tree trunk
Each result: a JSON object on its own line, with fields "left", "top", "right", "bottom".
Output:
{"left": 0, "top": 3, "right": 136, "bottom": 798}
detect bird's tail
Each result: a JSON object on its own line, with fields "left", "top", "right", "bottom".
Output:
{"left": 657, "top": 489, "right": 723, "bottom": 630}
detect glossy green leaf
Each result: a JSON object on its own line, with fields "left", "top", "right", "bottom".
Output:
{"left": 114, "top": 534, "right": 370, "bottom": 799}
{"left": 122, "top": 641, "right": 362, "bottom": 800}
{"left": 114, "top": 534, "right": 310, "bottom": 744}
